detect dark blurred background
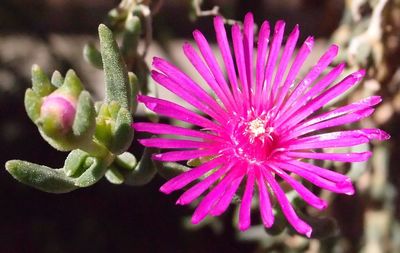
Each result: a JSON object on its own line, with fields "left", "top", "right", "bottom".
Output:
{"left": 0, "top": 1, "right": 351, "bottom": 252}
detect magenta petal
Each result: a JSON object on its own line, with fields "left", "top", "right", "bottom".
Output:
{"left": 160, "top": 157, "right": 224, "bottom": 194}
{"left": 192, "top": 165, "right": 240, "bottom": 224}
{"left": 263, "top": 169, "right": 313, "bottom": 237}
{"left": 255, "top": 167, "right": 274, "bottom": 228}
{"left": 153, "top": 149, "right": 218, "bottom": 162}
{"left": 138, "top": 138, "right": 210, "bottom": 149}
{"left": 239, "top": 169, "right": 256, "bottom": 231}
{"left": 177, "top": 164, "right": 231, "bottom": 205}
{"left": 286, "top": 151, "right": 372, "bottom": 162}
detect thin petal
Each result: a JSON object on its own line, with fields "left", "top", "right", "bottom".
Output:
{"left": 192, "top": 30, "right": 236, "bottom": 110}
{"left": 177, "top": 163, "right": 231, "bottom": 205}
{"left": 270, "top": 165, "right": 328, "bottom": 210}
{"left": 232, "top": 24, "right": 250, "bottom": 109}
{"left": 239, "top": 168, "right": 256, "bottom": 231}
{"left": 133, "top": 122, "right": 223, "bottom": 141}
{"left": 273, "top": 160, "right": 355, "bottom": 195}
{"left": 255, "top": 167, "right": 274, "bottom": 228}
{"left": 270, "top": 25, "right": 299, "bottom": 105}
{"left": 213, "top": 16, "right": 243, "bottom": 112}
{"left": 243, "top": 12, "right": 254, "bottom": 93}
{"left": 151, "top": 70, "right": 227, "bottom": 123}
{"left": 261, "top": 21, "right": 285, "bottom": 110}
{"left": 138, "top": 95, "right": 220, "bottom": 130}
{"left": 286, "top": 151, "right": 372, "bottom": 162}
{"left": 274, "top": 36, "right": 314, "bottom": 112}
{"left": 192, "top": 164, "right": 240, "bottom": 224}
{"left": 255, "top": 20, "right": 270, "bottom": 107}
{"left": 262, "top": 168, "right": 312, "bottom": 237}
{"left": 138, "top": 138, "right": 211, "bottom": 149}
{"left": 152, "top": 149, "right": 218, "bottom": 162}
{"left": 160, "top": 157, "right": 224, "bottom": 194}
{"left": 286, "top": 129, "right": 390, "bottom": 150}
{"left": 153, "top": 57, "right": 227, "bottom": 118}
{"left": 282, "top": 45, "right": 339, "bottom": 112}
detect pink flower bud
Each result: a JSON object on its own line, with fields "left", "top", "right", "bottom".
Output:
{"left": 39, "top": 95, "right": 76, "bottom": 136}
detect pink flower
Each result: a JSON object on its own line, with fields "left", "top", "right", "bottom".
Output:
{"left": 133, "top": 13, "right": 389, "bottom": 237}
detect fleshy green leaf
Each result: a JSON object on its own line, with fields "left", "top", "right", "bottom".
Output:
{"left": 24, "top": 88, "right": 42, "bottom": 122}
{"left": 83, "top": 43, "right": 103, "bottom": 69}
{"left": 124, "top": 148, "right": 157, "bottom": 186}
{"left": 109, "top": 107, "right": 134, "bottom": 154}
{"left": 51, "top": 71, "right": 64, "bottom": 88}
{"left": 59, "top": 70, "right": 83, "bottom": 98}
{"left": 5, "top": 160, "right": 77, "bottom": 193}
{"left": 115, "top": 152, "right": 137, "bottom": 170}
{"left": 31, "top": 64, "right": 54, "bottom": 97}
{"left": 72, "top": 91, "right": 96, "bottom": 138}
{"left": 74, "top": 157, "right": 108, "bottom": 187}
{"left": 64, "top": 149, "right": 89, "bottom": 177}
{"left": 105, "top": 165, "right": 124, "bottom": 184}
{"left": 98, "top": 24, "right": 131, "bottom": 110}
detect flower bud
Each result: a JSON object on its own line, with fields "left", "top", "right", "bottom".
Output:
{"left": 38, "top": 95, "right": 76, "bottom": 137}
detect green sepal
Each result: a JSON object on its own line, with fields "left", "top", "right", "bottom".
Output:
{"left": 83, "top": 43, "right": 103, "bottom": 69}
{"left": 5, "top": 160, "right": 78, "bottom": 193}
{"left": 38, "top": 128, "right": 77, "bottom": 151}
{"left": 124, "top": 148, "right": 157, "bottom": 186}
{"left": 72, "top": 91, "right": 96, "bottom": 138}
{"left": 98, "top": 24, "right": 131, "bottom": 110}
{"left": 63, "top": 149, "right": 89, "bottom": 177}
{"left": 115, "top": 152, "right": 137, "bottom": 170}
{"left": 157, "top": 162, "right": 191, "bottom": 180}
{"left": 74, "top": 157, "right": 108, "bottom": 187}
{"left": 24, "top": 88, "right": 42, "bottom": 122}
{"left": 31, "top": 65, "right": 54, "bottom": 97}
{"left": 51, "top": 71, "right": 64, "bottom": 88}
{"left": 128, "top": 72, "right": 139, "bottom": 113}
{"left": 109, "top": 107, "right": 134, "bottom": 154}
{"left": 105, "top": 165, "right": 124, "bottom": 184}
{"left": 58, "top": 70, "right": 83, "bottom": 98}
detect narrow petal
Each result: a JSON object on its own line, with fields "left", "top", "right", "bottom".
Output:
{"left": 287, "top": 160, "right": 351, "bottom": 183}
{"left": 153, "top": 57, "right": 227, "bottom": 118}
{"left": 255, "top": 20, "right": 270, "bottom": 107}
{"left": 273, "top": 161, "right": 355, "bottom": 195}
{"left": 192, "top": 164, "right": 240, "bottom": 224}
{"left": 262, "top": 168, "right": 312, "bottom": 237}
{"left": 285, "top": 108, "right": 375, "bottom": 140}
{"left": 138, "top": 138, "right": 211, "bottom": 149}
{"left": 286, "top": 151, "right": 372, "bottom": 162}
{"left": 261, "top": 21, "right": 285, "bottom": 110}
{"left": 270, "top": 165, "right": 328, "bottom": 210}
{"left": 299, "top": 96, "right": 382, "bottom": 128}
{"left": 274, "top": 36, "right": 314, "bottom": 112}
{"left": 255, "top": 167, "right": 274, "bottom": 228}
{"left": 209, "top": 171, "right": 245, "bottom": 216}
{"left": 133, "top": 122, "right": 223, "bottom": 141}
{"left": 282, "top": 45, "right": 339, "bottom": 112}
{"left": 177, "top": 163, "right": 231, "bottom": 205}
{"left": 213, "top": 16, "right": 243, "bottom": 112}
{"left": 151, "top": 70, "right": 227, "bottom": 123}
{"left": 239, "top": 168, "right": 256, "bottom": 231}
{"left": 270, "top": 25, "right": 299, "bottom": 105}
{"left": 192, "top": 30, "right": 237, "bottom": 110}
{"left": 160, "top": 157, "right": 224, "bottom": 194}
{"left": 232, "top": 24, "right": 250, "bottom": 109}
{"left": 243, "top": 12, "right": 254, "bottom": 92}
{"left": 153, "top": 149, "right": 218, "bottom": 162}
{"left": 286, "top": 129, "right": 390, "bottom": 150}
{"left": 138, "top": 95, "right": 220, "bottom": 130}
{"left": 276, "top": 70, "right": 366, "bottom": 128}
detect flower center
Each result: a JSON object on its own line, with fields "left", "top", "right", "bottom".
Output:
{"left": 229, "top": 117, "right": 278, "bottom": 163}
